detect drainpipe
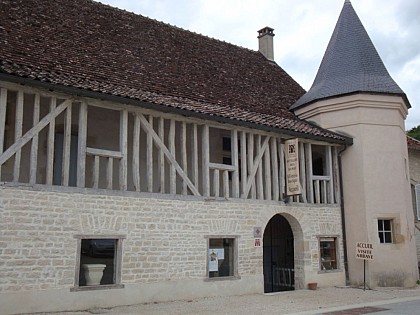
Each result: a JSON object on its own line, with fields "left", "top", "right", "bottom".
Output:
{"left": 338, "top": 145, "right": 350, "bottom": 284}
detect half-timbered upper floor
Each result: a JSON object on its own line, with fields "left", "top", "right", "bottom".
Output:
{"left": 0, "top": 81, "right": 343, "bottom": 205}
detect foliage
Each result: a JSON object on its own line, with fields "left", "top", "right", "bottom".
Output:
{"left": 407, "top": 125, "right": 420, "bottom": 141}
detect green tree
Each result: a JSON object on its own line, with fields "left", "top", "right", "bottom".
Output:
{"left": 407, "top": 125, "right": 420, "bottom": 141}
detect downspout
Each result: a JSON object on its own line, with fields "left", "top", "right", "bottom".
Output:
{"left": 338, "top": 144, "right": 350, "bottom": 284}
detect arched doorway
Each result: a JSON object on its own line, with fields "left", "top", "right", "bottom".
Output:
{"left": 263, "top": 214, "right": 294, "bottom": 293}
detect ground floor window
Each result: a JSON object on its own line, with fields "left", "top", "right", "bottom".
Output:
{"left": 378, "top": 219, "right": 393, "bottom": 244}
{"left": 207, "top": 237, "right": 238, "bottom": 278}
{"left": 73, "top": 236, "right": 124, "bottom": 290}
{"left": 319, "top": 237, "right": 338, "bottom": 270}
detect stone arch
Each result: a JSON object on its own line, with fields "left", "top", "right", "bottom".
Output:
{"left": 262, "top": 210, "right": 306, "bottom": 291}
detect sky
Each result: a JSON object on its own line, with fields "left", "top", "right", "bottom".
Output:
{"left": 98, "top": 0, "right": 420, "bottom": 130}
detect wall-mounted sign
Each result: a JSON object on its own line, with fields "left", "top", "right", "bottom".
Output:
{"left": 253, "top": 227, "right": 262, "bottom": 238}
{"left": 355, "top": 242, "right": 374, "bottom": 260}
{"left": 285, "top": 139, "right": 301, "bottom": 195}
{"left": 254, "top": 239, "right": 261, "bottom": 247}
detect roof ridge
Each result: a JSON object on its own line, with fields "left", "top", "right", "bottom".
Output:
{"left": 407, "top": 135, "right": 420, "bottom": 144}
{"left": 93, "top": 0, "right": 257, "bottom": 55}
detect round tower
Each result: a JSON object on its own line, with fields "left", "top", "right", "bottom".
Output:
{"left": 291, "top": 0, "right": 418, "bottom": 287}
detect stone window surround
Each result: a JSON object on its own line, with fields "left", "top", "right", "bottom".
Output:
{"left": 377, "top": 219, "right": 394, "bottom": 244}
{"left": 317, "top": 235, "right": 339, "bottom": 272}
{"left": 71, "top": 234, "right": 126, "bottom": 291}
{"left": 204, "top": 235, "right": 240, "bottom": 281}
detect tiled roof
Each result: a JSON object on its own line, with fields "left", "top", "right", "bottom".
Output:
{"left": 291, "top": 1, "right": 409, "bottom": 110}
{"left": 407, "top": 136, "right": 420, "bottom": 151}
{"left": 0, "top": 0, "right": 350, "bottom": 143}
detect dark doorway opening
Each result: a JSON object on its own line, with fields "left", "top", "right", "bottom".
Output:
{"left": 263, "top": 214, "right": 294, "bottom": 293}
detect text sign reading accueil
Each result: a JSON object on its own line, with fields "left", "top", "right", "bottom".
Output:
{"left": 355, "top": 242, "right": 374, "bottom": 260}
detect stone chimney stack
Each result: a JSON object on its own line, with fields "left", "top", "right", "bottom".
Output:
{"left": 258, "top": 27, "right": 275, "bottom": 61}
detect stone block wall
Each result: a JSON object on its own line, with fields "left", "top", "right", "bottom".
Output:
{"left": 0, "top": 184, "right": 345, "bottom": 313}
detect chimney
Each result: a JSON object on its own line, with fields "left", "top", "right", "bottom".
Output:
{"left": 258, "top": 27, "right": 275, "bottom": 61}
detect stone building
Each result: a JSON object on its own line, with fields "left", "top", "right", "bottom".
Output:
{"left": 408, "top": 136, "right": 420, "bottom": 263}
{"left": 0, "top": 0, "right": 417, "bottom": 314}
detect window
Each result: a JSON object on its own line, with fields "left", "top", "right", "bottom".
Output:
{"left": 207, "top": 237, "right": 237, "bottom": 278}
{"left": 312, "top": 145, "right": 326, "bottom": 176}
{"left": 319, "top": 237, "right": 338, "bottom": 270}
{"left": 378, "top": 219, "right": 393, "bottom": 244}
{"left": 73, "top": 236, "right": 124, "bottom": 290}
{"left": 222, "top": 136, "right": 240, "bottom": 180}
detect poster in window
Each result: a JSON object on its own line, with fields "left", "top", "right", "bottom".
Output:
{"left": 285, "top": 138, "right": 301, "bottom": 195}
{"left": 208, "top": 248, "right": 225, "bottom": 272}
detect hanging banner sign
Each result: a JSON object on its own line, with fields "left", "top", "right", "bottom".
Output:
{"left": 355, "top": 242, "right": 374, "bottom": 260}
{"left": 285, "top": 138, "right": 301, "bottom": 195}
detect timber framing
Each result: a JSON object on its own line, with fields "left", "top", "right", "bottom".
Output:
{"left": 0, "top": 74, "right": 353, "bottom": 145}
{"left": 0, "top": 80, "right": 343, "bottom": 205}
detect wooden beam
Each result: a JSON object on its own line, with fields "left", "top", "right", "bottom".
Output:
{"left": 256, "top": 135, "right": 264, "bottom": 200}
{"left": 322, "top": 179, "right": 328, "bottom": 204}
{"left": 86, "top": 147, "right": 123, "bottom": 158}
{"left": 132, "top": 114, "right": 141, "bottom": 191}
{"left": 326, "top": 145, "right": 334, "bottom": 204}
{"left": 314, "top": 179, "right": 320, "bottom": 204}
{"left": 279, "top": 140, "right": 285, "bottom": 200}
{"left": 305, "top": 143, "right": 314, "bottom": 203}
{"left": 147, "top": 115, "right": 153, "bottom": 192}
{"left": 29, "top": 93, "right": 40, "bottom": 185}
{"left": 62, "top": 103, "right": 72, "bottom": 186}
{"left": 0, "top": 88, "right": 7, "bottom": 164}
{"left": 213, "top": 169, "right": 220, "bottom": 197}
{"left": 181, "top": 121, "right": 188, "bottom": 195}
{"left": 169, "top": 119, "right": 176, "bottom": 194}
{"left": 106, "top": 156, "right": 113, "bottom": 189}
{"left": 242, "top": 136, "right": 270, "bottom": 198}
{"left": 13, "top": 91, "right": 24, "bottom": 182}
{"left": 247, "top": 133, "right": 256, "bottom": 199}
{"left": 299, "top": 141, "right": 307, "bottom": 203}
{"left": 138, "top": 113, "right": 200, "bottom": 196}
{"left": 264, "top": 142, "right": 271, "bottom": 200}
{"left": 333, "top": 146, "right": 340, "bottom": 204}
{"left": 202, "top": 125, "right": 210, "bottom": 197}
{"left": 223, "top": 170, "right": 229, "bottom": 198}
{"left": 119, "top": 109, "right": 128, "bottom": 191}
{"left": 77, "top": 101, "right": 87, "bottom": 188}
{"left": 231, "top": 129, "right": 239, "bottom": 198}
{"left": 45, "top": 97, "right": 57, "bottom": 185}
{"left": 0, "top": 100, "right": 70, "bottom": 165}
{"left": 158, "top": 117, "right": 165, "bottom": 193}
{"left": 209, "top": 163, "right": 235, "bottom": 171}
{"left": 271, "top": 137, "right": 279, "bottom": 201}
{"left": 241, "top": 131, "right": 247, "bottom": 196}
{"left": 192, "top": 124, "right": 198, "bottom": 186}
{"left": 92, "top": 155, "right": 100, "bottom": 189}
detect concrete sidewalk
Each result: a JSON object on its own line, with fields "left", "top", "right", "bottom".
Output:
{"left": 28, "top": 286, "right": 420, "bottom": 315}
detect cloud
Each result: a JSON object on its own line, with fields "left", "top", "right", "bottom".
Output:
{"left": 98, "top": 0, "right": 420, "bottom": 129}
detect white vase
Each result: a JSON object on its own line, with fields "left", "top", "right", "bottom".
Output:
{"left": 82, "top": 264, "right": 106, "bottom": 285}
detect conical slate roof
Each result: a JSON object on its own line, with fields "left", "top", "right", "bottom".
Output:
{"left": 291, "top": 0, "right": 409, "bottom": 110}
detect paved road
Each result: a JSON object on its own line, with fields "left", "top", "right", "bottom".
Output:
{"left": 376, "top": 299, "right": 420, "bottom": 314}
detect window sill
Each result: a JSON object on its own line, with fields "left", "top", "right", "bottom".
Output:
{"left": 204, "top": 275, "right": 241, "bottom": 282}
{"left": 71, "top": 284, "right": 124, "bottom": 292}
{"left": 318, "top": 269, "right": 342, "bottom": 274}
